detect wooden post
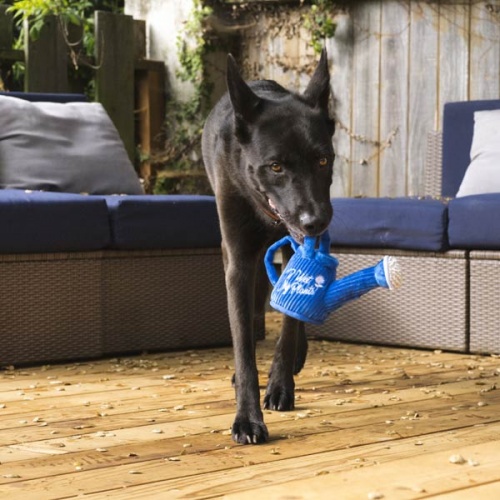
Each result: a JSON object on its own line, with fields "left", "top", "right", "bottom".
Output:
{"left": 0, "top": 5, "right": 13, "bottom": 49}
{"left": 0, "top": 5, "right": 24, "bottom": 91}
{"left": 135, "top": 60, "right": 165, "bottom": 191}
{"left": 24, "top": 15, "right": 69, "bottom": 92}
{"left": 95, "top": 11, "right": 135, "bottom": 162}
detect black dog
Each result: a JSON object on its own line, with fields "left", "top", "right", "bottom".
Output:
{"left": 202, "top": 50, "right": 335, "bottom": 444}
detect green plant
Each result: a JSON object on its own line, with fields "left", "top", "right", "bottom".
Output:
{"left": 153, "top": 0, "right": 339, "bottom": 194}
{"left": 153, "top": 0, "right": 216, "bottom": 194}
{"left": 303, "top": 0, "right": 337, "bottom": 54}
{"left": 3, "top": 0, "right": 123, "bottom": 94}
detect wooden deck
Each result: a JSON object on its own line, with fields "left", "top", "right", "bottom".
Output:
{"left": 1, "top": 313, "right": 500, "bottom": 499}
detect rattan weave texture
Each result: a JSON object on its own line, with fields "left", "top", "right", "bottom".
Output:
{"left": 425, "top": 131, "right": 443, "bottom": 197}
{"left": 0, "top": 248, "right": 231, "bottom": 366}
{"left": 308, "top": 248, "right": 468, "bottom": 352}
{"left": 0, "top": 253, "right": 103, "bottom": 365}
{"left": 470, "top": 251, "right": 500, "bottom": 353}
{"left": 102, "top": 249, "right": 231, "bottom": 354}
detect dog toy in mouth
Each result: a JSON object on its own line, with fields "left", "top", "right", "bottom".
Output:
{"left": 264, "top": 232, "right": 402, "bottom": 325}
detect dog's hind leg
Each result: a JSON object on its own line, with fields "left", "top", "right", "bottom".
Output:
{"left": 294, "top": 322, "right": 308, "bottom": 375}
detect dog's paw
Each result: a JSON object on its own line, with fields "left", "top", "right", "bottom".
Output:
{"left": 232, "top": 417, "right": 269, "bottom": 445}
{"left": 263, "top": 383, "right": 295, "bottom": 412}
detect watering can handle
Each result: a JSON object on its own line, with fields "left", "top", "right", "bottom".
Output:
{"left": 319, "top": 231, "right": 331, "bottom": 255}
{"left": 264, "top": 236, "right": 299, "bottom": 286}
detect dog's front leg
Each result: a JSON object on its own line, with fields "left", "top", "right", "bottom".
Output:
{"left": 225, "top": 246, "right": 269, "bottom": 444}
{"left": 264, "top": 314, "right": 300, "bottom": 411}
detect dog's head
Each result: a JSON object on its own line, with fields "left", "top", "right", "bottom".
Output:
{"left": 226, "top": 50, "right": 335, "bottom": 241}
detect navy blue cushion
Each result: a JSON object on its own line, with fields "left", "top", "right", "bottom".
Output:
{"left": 106, "top": 195, "right": 221, "bottom": 250}
{"left": 0, "top": 92, "right": 87, "bottom": 103}
{"left": 442, "top": 100, "right": 500, "bottom": 197}
{"left": 328, "top": 197, "right": 449, "bottom": 252}
{"left": 0, "top": 189, "right": 110, "bottom": 253}
{"left": 448, "top": 194, "right": 500, "bottom": 249}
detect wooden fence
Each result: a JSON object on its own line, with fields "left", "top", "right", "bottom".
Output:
{"left": 0, "top": 7, "right": 164, "bottom": 185}
{"left": 237, "top": 0, "right": 500, "bottom": 198}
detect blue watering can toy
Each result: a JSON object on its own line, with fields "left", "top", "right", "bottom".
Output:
{"left": 264, "top": 232, "right": 402, "bottom": 325}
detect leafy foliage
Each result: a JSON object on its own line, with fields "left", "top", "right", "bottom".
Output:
{"left": 303, "top": 0, "right": 337, "bottom": 54}
{"left": 1, "top": 0, "right": 123, "bottom": 94}
{"left": 153, "top": 0, "right": 216, "bottom": 194}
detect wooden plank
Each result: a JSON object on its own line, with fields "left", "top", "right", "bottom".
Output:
{"left": 0, "top": 310, "right": 499, "bottom": 497}
{"left": 408, "top": 1, "right": 439, "bottom": 195}
{"left": 379, "top": 0, "right": 410, "bottom": 196}
{"left": 133, "top": 19, "right": 146, "bottom": 61}
{"left": 429, "top": 481, "right": 500, "bottom": 499}
{"left": 24, "top": 15, "right": 69, "bottom": 92}
{"left": 351, "top": 1, "right": 382, "bottom": 197}
{"left": 1, "top": 368, "right": 497, "bottom": 452}
{"left": 469, "top": 0, "right": 500, "bottom": 100}
{"left": 328, "top": 11, "right": 354, "bottom": 198}
{"left": 437, "top": 0, "right": 470, "bottom": 128}
{"left": 136, "top": 70, "right": 153, "bottom": 189}
{"left": 95, "top": 11, "right": 135, "bottom": 162}
{"left": 2, "top": 388, "right": 500, "bottom": 498}
{"left": 0, "top": 49, "right": 24, "bottom": 62}
{"left": 223, "top": 437, "right": 500, "bottom": 500}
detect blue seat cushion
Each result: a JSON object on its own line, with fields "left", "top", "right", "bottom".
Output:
{"left": 448, "top": 194, "right": 500, "bottom": 249}
{"left": 442, "top": 99, "right": 500, "bottom": 197}
{"left": 0, "top": 189, "right": 110, "bottom": 253}
{"left": 106, "top": 195, "right": 221, "bottom": 250}
{"left": 328, "top": 197, "right": 449, "bottom": 252}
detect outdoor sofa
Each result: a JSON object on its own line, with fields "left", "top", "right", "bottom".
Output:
{"left": 310, "top": 99, "right": 500, "bottom": 355}
{"left": 1, "top": 93, "right": 499, "bottom": 366}
{"left": 0, "top": 92, "right": 231, "bottom": 366}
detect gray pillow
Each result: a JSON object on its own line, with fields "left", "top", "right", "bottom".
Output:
{"left": 0, "top": 95, "right": 144, "bottom": 195}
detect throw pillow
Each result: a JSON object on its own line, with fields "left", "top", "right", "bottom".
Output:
{"left": 0, "top": 95, "right": 144, "bottom": 195}
{"left": 456, "top": 108, "right": 500, "bottom": 197}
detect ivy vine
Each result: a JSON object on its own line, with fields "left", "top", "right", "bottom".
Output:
{"left": 303, "top": 0, "right": 338, "bottom": 54}
{"left": 153, "top": 0, "right": 341, "bottom": 194}
{"left": 152, "top": 0, "right": 216, "bottom": 194}
{"left": 0, "top": 0, "right": 123, "bottom": 95}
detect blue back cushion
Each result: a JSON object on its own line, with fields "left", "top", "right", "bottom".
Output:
{"left": 442, "top": 99, "right": 500, "bottom": 197}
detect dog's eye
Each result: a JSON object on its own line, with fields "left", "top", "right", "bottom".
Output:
{"left": 319, "top": 157, "right": 329, "bottom": 167}
{"left": 270, "top": 162, "right": 283, "bottom": 173}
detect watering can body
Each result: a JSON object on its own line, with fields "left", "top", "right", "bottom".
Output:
{"left": 264, "top": 233, "right": 400, "bottom": 325}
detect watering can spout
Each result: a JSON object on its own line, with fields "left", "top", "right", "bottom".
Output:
{"left": 324, "top": 256, "right": 403, "bottom": 313}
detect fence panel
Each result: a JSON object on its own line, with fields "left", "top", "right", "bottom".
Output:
{"left": 24, "top": 15, "right": 69, "bottom": 93}
{"left": 95, "top": 11, "right": 136, "bottom": 162}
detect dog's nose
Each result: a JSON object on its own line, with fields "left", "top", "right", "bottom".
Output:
{"left": 299, "top": 212, "right": 329, "bottom": 236}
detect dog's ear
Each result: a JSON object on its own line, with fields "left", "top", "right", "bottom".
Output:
{"left": 303, "top": 48, "right": 331, "bottom": 111}
{"left": 226, "top": 54, "right": 261, "bottom": 140}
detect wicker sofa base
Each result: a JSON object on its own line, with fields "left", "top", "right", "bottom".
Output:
{"left": 0, "top": 248, "right": 231, "bottom": 366}
{"left": 102, "top": 249, "right": 230, "bottom": 355}
{"left": 308, "top": 248, "right": 469, "bottom": 352}
{"left": 469, "top": 251, "right": 500, "bottom": 353}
